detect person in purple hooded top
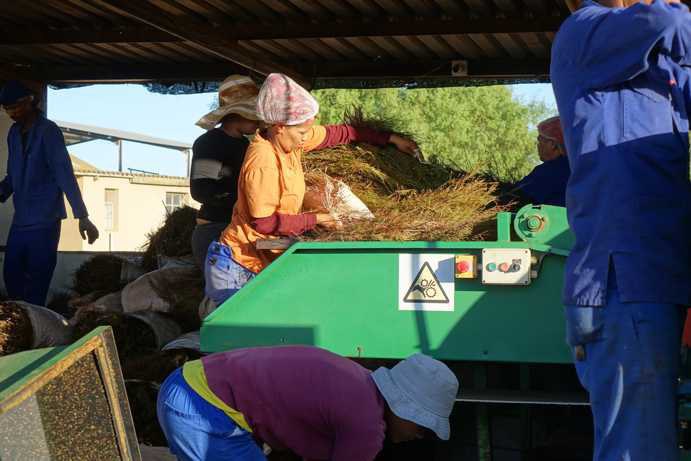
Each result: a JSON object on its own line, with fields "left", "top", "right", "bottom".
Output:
{"left": 156, "top": 345, "right": 459, "bottom": 461}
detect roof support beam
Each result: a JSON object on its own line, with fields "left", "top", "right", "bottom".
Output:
{"left": 0, "top": 16, "right": 566, "bottom": 45}
{"left": 92, "top": 0, "right": 310, "bottom": 86}
{"left": 226, "top": 16, "right": 566, "bottom": 41}
{"left": 0, "top": 25, "right": 180, "bottom": 45}
{"left": 310, "top": 59, "right": 550, "bottom": 79}
{"left": 3, "top": 60, "right": 550, "bottom": 83}
{"left": 0, "top": 63, "right": 242, "bottom": 82}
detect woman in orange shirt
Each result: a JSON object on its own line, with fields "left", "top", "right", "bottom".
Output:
{"left": 204, "top": 73, "right": 418, "bottom": 306}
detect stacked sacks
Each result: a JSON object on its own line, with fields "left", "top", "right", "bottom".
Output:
{"left": 0, "top": 208, "right": 208, "bottom": 448}
{"left": 72, "top": 254, "right": 125, "bottom": 297}
{"left": 121, "top": 331, "right": 203, "bottom": 446}
{"left": 121, "top": 266, "right": 203, "bottom": 331}
{"left": 141, "top": 206, "right": 197, "bottom": 272}
{"left": 69, "top": 309, "right": 181, "bottom": 356}
{"left": 0, "top": 301, "right": 73, "bottom": 355}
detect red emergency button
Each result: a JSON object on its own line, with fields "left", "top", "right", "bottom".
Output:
{"left": 455, "top": 254, "right": 477, "bottom": 279}
{"left": 456, "top": 261, "right": 470, "bottom": 273}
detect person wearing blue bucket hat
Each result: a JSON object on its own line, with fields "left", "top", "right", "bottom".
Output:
{"left": 157, "top": 345, "right": 459, "bottom": 460}
{"left": 0, "top": 80, "right": 99, "bottom": 305}
{"left": 371, "top": 352, "right": 459, "bottom": 442}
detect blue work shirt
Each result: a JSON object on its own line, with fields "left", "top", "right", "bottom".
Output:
{"left": 515, "top": 155, "right": 570, "bottom": 207}
{"left": 0, "top": 114, "right": 87, "bottom": 229}
{"left": 551, "top": 0, "right": 691, "bottom": 306}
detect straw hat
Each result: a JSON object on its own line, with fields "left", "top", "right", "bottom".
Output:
{"left": 371, "top": 353, "right": 459, "bottom": 440}
{"left": 196, "top": 75, "right": 260, "bottom": 130}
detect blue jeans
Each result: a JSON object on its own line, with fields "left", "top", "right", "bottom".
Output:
{"left": 204, "top": 241, "right": 255, "bottom": 305}
{"left": 157, "top": 368, "right": 266, "bottom": 461}
{"left": 3, "top": 222, "right": 61, "bottom": 305}
{"left": 565, "top": 277, "right": 683, "bottom": 461}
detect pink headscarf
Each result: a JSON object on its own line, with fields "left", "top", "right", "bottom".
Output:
{"left": 538, "top": 116, "right": 565, "bottom": 145}
{"left": 256, "top": 73, "right": 319, "bottom": 126}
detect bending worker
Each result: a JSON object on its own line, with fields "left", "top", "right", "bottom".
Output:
{"left": 205, "top": 73, "right": 418, "bottom": 305}
{"left": 190, "top": 75, "right": 261, "bottom": 268}
{"left": 513, "top": 116, "right": 570, "bottom": 207}
{"left": 157, "top": 345, "right": 459, "bottom": 460}
{"left": 553, "top": 1, "right": 691, "bottom": 459}
{"left": 0, "top": 81, "right": 98, "bottom": 306}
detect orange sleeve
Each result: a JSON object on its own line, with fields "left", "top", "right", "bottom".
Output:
{"left": 245, "top": 166, "right": 281, "bottom": 218}
{"left": 301, "top": 125, "right": 327, "bottom": 152}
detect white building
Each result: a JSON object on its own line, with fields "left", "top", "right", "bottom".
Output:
{"left": 56, "top": 121, "right": 197, "bottom": 252}
{"left": 59, "top": 155, "right": 198, "bottom": 252}
{"left": 0, "top": 107, "right": 198, "bottom": 295}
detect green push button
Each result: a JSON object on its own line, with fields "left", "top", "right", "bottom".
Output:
{"left": 486, "top": 262, "right": 497, "bottom": 272}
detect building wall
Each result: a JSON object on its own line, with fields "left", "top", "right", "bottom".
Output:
{"left": 58, "top": 174, "right": 197, "bottom": 252}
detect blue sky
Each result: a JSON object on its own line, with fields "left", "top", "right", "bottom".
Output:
{"left": 48, "top": 83, "right": 556, "bottom": 177}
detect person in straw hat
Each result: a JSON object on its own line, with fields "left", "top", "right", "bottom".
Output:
{"left": 157, "top": 345, "right": 459, "bottom": 460}
{"left": 204, "top": 73, "right": 419, "bottom": 306}
{"left": 190, "top": 75, "right": 262, "bottom": 268}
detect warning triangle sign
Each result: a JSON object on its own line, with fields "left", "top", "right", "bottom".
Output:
{"left": 403, "top": 261, "right": 449, "bottom": 303}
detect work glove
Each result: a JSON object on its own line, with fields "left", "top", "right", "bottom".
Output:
{"left": 79, "top": 217, "right": 99, "bottom": 244}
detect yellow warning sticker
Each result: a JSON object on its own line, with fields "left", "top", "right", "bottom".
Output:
{"left": 403, "top": 261, "right": 450, "bottom": 303}
{"left": 398, "top": 254, "right": 454, "bottom": 311}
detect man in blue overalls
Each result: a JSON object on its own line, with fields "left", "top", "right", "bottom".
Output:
{"left": 0, "top": 81, "right": 99, "bottom": 305}
{"left": 552, "top": 1, "right": 691, "bottom": 459}
{"left": 514, "top": 116, "right": 570, "bottom": 207}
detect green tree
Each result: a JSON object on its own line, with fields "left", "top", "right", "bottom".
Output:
{"left": 314, "top": 86, "right": 550, "bottom": 183}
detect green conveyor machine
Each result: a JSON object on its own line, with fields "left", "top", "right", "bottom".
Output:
{"left": 201, "top": 204, "right": 573, "bottom": 363}
{"left": 201, "top": 204, "right": 691, "bottom": 459}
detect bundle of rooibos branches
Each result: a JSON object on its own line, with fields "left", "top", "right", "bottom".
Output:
{"left": 301, "top": 109, "right": 511, "bottom": 242}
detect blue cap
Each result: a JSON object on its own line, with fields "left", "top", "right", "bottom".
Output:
{"left": 0, "top": 81, "right": 32, "bottom": 106}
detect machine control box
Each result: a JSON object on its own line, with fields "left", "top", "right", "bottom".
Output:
{"left": 481, "top": 249, "right": 531, "bottom": 285}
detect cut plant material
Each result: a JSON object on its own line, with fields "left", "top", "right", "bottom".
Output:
{"left": 0, "top": 301, "right": 72, "bottom": 356}
{"left": 122, "top": 266, "right": 203, "bottom": 331}
{"left": 72, "top": 254, "right": 125, "bottom": 296}
{"left": 71, "top": 309, "right": 181, "bottom": 356}
{"left": 0, "top": 301, "right": 32, "bottom": 356}
{"left": 303, "top": 143, "right": 507, "bottom": 241}
{"left": 141, "top": 206, "right": 197, "bottom": 271}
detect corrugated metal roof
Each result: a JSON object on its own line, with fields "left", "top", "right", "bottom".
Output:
{"left": 69, "top": 154, "right": 98, "bottom": 172}
{"left": 0, "top": 0, "right": 583, "bottom": 88}
{"left": 71, "top": 158, "right": 189, "bottom": 186}
{"left": 58, "top": 120, "right": 191, "bottom": 150}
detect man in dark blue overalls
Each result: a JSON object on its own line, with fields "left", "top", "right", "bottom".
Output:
{"left": 0, "top": 81, "right": 99, "bottom": 305}
{"left": 552, "top": 1, "right": 691, "bottom": 459}
{"left": 514, "top": 116, "right": 570, "bottom": 207}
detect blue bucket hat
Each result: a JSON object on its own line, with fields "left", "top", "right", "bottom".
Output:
{"left": 371, "top": 353, "right": 459, "bottom": 440}
{"left": 0, "top": 81, "right": 33, "bottom": 106}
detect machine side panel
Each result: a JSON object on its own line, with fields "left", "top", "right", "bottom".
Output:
{"left": 201, "top": 245, "right": 571, "bottom": 364}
